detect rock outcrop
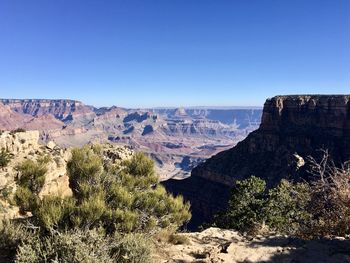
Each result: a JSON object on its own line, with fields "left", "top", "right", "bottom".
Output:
{"left": 164, "top": 95, "right": 350, "bottom": 229}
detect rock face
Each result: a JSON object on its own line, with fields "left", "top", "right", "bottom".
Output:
{"left": 163, "top": 95, "right": 350, "bottom": 229}
{"left": 0, "top": 99, "right": 95, "bottom": 123}
{"left": 0, "top": 103, "right": 31, "bottom": 130}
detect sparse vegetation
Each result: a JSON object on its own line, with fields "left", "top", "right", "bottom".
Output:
{"left": 16, "top": 159, "right": 48, "bottom": 194}
{"left": 2, "top": 145, "right": 190, "bottom": 262}
{"left": 303, "top": 150, "right": 350, "bottom": 238}
{"left": 168, "top": 233, "right": 190, "bottom": 245}
{"left": 214, "top": 151, "right": 350, "bottom": 239}
{"left": 154, "top": 228, "right": 190, "bottom": 245}
{"left": 14, "top": 228, "right": 152, "bottom": 263}
{"left": 0, "top": 220, "right": 37, "bottom": 257}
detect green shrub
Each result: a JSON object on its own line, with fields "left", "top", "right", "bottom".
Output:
{"left": 266, "top": 179, "right": 311, "bottom": 234}
{"left": 0, "top": 149, "right": 11, "bottom": 168}
{"left": 215, "top": 176, "right": 311, "bottom": 235}
{"left": 113, "top": 233, "right": 152, "bottom": 263}
{"left": 33, "top": 196, "right": 76, "bottom": 230}
{"left": 14, "top": 186, "right": 39, "bottom": 214}
{"left": 64, "top": 147, "right": 191, "bottom": 233}
{"left": 215, "top": 176, "right": 267, "bottom": 233}
{"left": 4, "top": 145, "right": 190, "bottom": 262}
{"left": 15, "top": 229, "right": 152, "bottom": 263}
{"left": 16, "top": 229, "right": 114, "bottom": 263}
{"left": 0, "top": 220, "right": 37, "bottom": 256}
{"left": 36, "top": 154, "right": 52, "bottom": 165}
{"left": 67, "top": 146, "right": 104, "bottom": 200}
{"left": 16, "top": 159, "right": 47, "bottom": 193}
{"left": 12, "top": 146, "right": 190, "bottom": 233}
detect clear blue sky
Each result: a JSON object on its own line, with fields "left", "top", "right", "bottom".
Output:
{"left": 0, "top": 0, "right": 349, "bottom": 108}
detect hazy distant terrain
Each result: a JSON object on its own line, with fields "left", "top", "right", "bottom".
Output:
{"left": 0, "top": 99, "right": 262, "bottom": 179}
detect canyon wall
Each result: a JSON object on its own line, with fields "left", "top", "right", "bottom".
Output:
{"left": 163, "top": 95, "right": 350, "bottom": 229}
{"left": 0, "top": 98, "right": 262, "bottom": 180}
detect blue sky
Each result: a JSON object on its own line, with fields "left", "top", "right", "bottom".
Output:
{"left": 0, "top": 0, "right": 349, "bottom": 107}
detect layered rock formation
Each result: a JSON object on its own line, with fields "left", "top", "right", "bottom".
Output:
{"left": 0, "top": 103, "right": 31, "bottom": 130}
{"left": 163, "top": 95, "right": 350, "bottom": 229}
{"left": 0, "top": 98, "right": 262, "bottom": 179}
{"left": 0, "top": 99, "right": 95, "bottom": 123}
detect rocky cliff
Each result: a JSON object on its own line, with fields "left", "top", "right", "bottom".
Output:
{"left": 163, "top": 95, "right": 350, "bottom": 229}
{"left": 0, "top": 99, "right": 93, "bottom": 121}
{"left": 0, "top": 99, "right": 96, "bottom": 125}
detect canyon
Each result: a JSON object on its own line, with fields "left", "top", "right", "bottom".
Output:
{"left": 0, "top": 99, "right": 262, "bottom": 180}
{"left": 164, "top": 95, "right": 350, "bottom": 229}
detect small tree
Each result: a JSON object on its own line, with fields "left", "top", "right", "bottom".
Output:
{"left": 266, "top": 179, "right": 311, "bottom": 234}
{"left": 215, "top": 176, "right": 267, "bottom": 233}
{"left": 215, "top": 176, "right": 312, "bottom": 235}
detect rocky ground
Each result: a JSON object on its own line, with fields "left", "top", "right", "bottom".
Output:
{"left": 154, "top": 228, "right": 350, "bottom": 263}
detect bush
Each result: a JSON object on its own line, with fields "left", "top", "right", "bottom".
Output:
{"left": 113, "top": 233, "right": 152, "bottom": 263}
{"left": 67, "top": 146, "right": 104, "bottom": 200}
{"left": 33, "top": 196, "right": 76, "bottom": 230}
{"left": 4, "top": 145, "right": 191, "bottom": 262}
{"left": 64, "top": 147, "right": 191, "bottom": 233}
{"left": 0, "top": 220, "right": 37, "bottom": 256}
{"left": 0, "top": 149, "right": 11, "bottom": 168}
{"left": 14, "top": 186, "right": 39, "bottom": 214}
{"left": 215, "top": 176, "right": 311, "bottom": 235}
{"left": 305, "top": 151, "right": 350, "bottom": 238}
{"left": 266, "top": 179, "right": 311, "bottom": 234}
{"left": 215, "top": 176, "right": 266, "bottom": 233}
{"left": 215, "top": 151, "right": 350, "bottom": 239}
{"left": 14, "top": 229, "right": 152, "bottom": 263}
{"left": 16, "top": 159, "right": 48, "bottom": 193}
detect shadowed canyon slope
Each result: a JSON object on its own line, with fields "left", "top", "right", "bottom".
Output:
{"left": 0, "top": 99, "right": 262, "bottom": 179}
{"left": 163, "top": 95, "right": 350, "bottom": 229}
